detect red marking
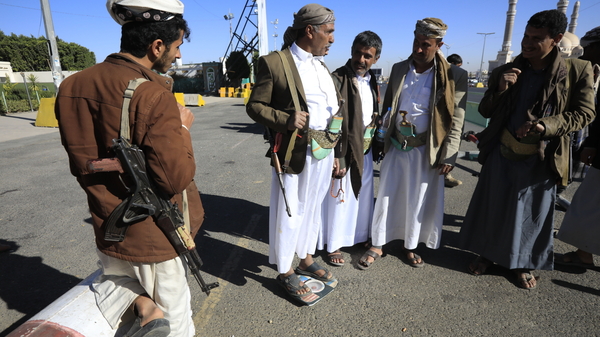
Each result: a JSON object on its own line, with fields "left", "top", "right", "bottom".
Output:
{"left": 7, "top": 320, "right": 85, "bottom": 337}
{"left": 301, "top": 293, "right": 320, "bottom": 303}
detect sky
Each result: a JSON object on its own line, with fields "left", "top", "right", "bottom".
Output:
{"left": 1, "top": 0, "right": 599, "bottom": 75}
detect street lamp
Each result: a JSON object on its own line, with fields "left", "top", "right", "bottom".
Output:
{"left": 224, "top": 12, "right": 234, "bottom": 40}
{"left": 477, "top": 32, "right": 494, "bottom": 83}
{"left": 444, "top": 43, "right": 451, "bottom": 56}
{"left": 271, "top": 19, "right": 279, "bottom": 50}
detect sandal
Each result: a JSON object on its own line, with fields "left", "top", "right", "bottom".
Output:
{"left": 328, "top": 250, "right": 345, "bottom": 267}
{"left": 555, "top": 251, "right": 595, "bottom": 268}
{"left": 402, "top": 248, "right": 424, "bottom": 268}
{"left": 294, "top": 262, "right": 336, "bottom": 283}
{"left": 276, "top": 273, "right": 314, "bottom": 299}
{"left": 358, "top": 249, "right": 381, "bottom": 270}
{"left": 468, "top": 256, "right": 492, "bottom": 276}
{"left": 515, "top": 270, "right": 537, "bottom": 290}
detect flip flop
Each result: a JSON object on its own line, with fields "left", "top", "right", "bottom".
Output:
{"left": 515, "top": 270, "right": 537, "bottom": 290}
{"left": 276, "top": 273, "right": 318, "bottom": 304}
{"left": 294, "top": 262, "right": 337, "bottom": 283}
{"left": 327, "top": 250, "right": 345, "bottom": 267}
{"left": 124, "top": 317, "right": 170, "bottom": 337}
{"left": 555, "top": 252, "right": 595, "bottom": 268}
{"left": 358, "top": 249, "right": 381, "bottom": 270}
{"left": 468, "top": 256, "right": 492, "bottom": 276}
{"left": 403, "top": 248, "right": 424, "bottom": 268}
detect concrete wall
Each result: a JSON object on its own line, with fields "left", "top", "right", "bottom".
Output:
{"left": 0, "top": 61, "right": 79, "bottom": 84}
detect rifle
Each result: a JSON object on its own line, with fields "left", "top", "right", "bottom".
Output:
{"left": 88, "top": 137, "right": 219, "bottom": 295}
{"left": 264, "top": 128, "right": 292, "bottom": 217}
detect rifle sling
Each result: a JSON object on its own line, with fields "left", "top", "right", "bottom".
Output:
{"left": 276, "top": 51, "right": 301, "bottom": 171}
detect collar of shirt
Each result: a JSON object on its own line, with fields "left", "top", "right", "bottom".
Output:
{"left": 355, "top": 71, "right": 371, "bottom": 84}
{"left": 409, "top": 61, "right": 434, "bottom": 76}
{"left": 290, "top": 42, "right": 325, "bottom": 63}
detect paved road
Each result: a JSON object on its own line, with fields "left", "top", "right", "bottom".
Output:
{"left": 1, "top": 98, "right": 599, "bottom": 337}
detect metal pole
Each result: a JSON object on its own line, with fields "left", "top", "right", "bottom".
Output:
{"left": 1, "top": 91, "right": 8, "bottom": 113}
{"left": 477, "top": 32, "right": 495, "bottom": 83}
{"left": 21, "top": 72, "right": 34, "bottom": 112}
{"left": 40, "top": 0, "right": 64, "bottom": 91}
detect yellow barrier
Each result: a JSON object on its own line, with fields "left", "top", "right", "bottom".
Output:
{"left": 174, "top": 92, "right": 185, "bottom": 106}
{"left": 35, "top": 98, "right": 58, "bottom": 127}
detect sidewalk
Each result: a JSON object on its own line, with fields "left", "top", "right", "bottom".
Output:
{"left": 0, "top": 111, "right": 58, "bottom": 143}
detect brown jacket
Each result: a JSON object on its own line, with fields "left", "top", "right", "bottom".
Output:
{"left": 477, "top": 48, "right": 596, "bottom": 185}
{"left": 331, "top": 60, "right": 379, "bottom": 197}
{"left": 55, "top": 54, "right": 204, "bottom": 263}
{"left": 246, "top": 48, "right": 347, "bottom": 174}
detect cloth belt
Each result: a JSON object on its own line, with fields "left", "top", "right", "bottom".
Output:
{"left": 499, "top": 127, "right": 540, "bottom": 161}
{"left": 391, "top": 127, "right": 427, "bottom": 150}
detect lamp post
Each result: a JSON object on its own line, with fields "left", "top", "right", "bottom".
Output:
{"left": 224, "top": 12, "right": 234, "bottom": 40}
{"left": 477, "top": 32, "right": 494, "bottom": 83}
{"left": 271, "top": 19, "right": 279, "bottom": 50}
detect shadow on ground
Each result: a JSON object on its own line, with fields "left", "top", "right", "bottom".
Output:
{"left": 0, "top": 240, "right": 83, "bottom": 337}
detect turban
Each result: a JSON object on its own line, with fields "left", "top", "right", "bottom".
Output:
{"left": 581, "top": 26, "right": 600, "bottom": 48}
{"left": 414, "top": 18, "right": 447, "bottom": 39}
{"left": 106, "top": 0, "right": 184, "bottom": 25}
{"left": 282, "top": 3, "right": 335, "bottom": 50}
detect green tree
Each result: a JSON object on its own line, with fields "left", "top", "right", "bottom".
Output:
{"left": 0, "top": 30, "right": 95, "bottom": 71}
{"left": 2, "top": 75, "right": 16, "bottom": 94}
{"left": 225, "top": 51, "right": 250, "bottom": 88}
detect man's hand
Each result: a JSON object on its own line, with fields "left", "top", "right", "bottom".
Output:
{"left": 332, "top": 158, "right": 347, "bottom": 178}
{"left": 438, "top": 164, "right": 453, "bottom": 175}
{"left": 516, "top": 120, "right": 544, "bottom": 139}
{"left": 580, "top": 147, "right": 597, "bottom": 166}
{"left": 178, "top": 103, "right": 194, "bottom": 130}
{"left": 287, "top": 111, "right": 309, "bottom": 130}
{"left": 498, "top": 68, "right": 521, "bottom": 92}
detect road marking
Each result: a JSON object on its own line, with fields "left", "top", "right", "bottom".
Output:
{"left": 231, "top": 134, "right": 255, "bottom": 149}
{"left": 194, "top": 213, "right": 262, "bottom": 330}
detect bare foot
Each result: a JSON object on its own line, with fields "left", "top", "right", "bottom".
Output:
{"left": 402, "top": 248, "right": 424, "bottom": 267}
{"left": 515, "top": 269, "right": 537, "bottom": 289}
{"left": 133, "top": 294, "right": 164, "bottom": 327}
{"left": 328, "top": 250, "right": 345, "bottom": 266}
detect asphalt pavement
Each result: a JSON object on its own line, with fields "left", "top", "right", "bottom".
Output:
{"left": 1, "top": 97, "right": 599, "bottom": 337}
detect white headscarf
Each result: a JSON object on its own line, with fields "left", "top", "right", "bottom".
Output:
{"left": 106, "top": 0, "right": 184, "bottom": 25}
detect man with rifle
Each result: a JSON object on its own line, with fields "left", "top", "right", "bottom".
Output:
{"left": 55, "top": 1, "right": 207, "bottom": 336}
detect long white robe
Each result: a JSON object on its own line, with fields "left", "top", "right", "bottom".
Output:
{"left": 318, "top": 153, "right": 374, "bottom": 252}
{"left": 269, "top": 43, "right": 339, "bottom": 273}
{"left": 371, "top": 146, "right": 444, "bottom": 249}
{"left": 269, "top": 150, "right": 334, "bottom": 273}
{"left": 370, "top": 64, "right": 444, "bottom": 249}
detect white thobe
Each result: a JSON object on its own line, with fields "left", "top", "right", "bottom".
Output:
{"left": 371, "top": 63, "right": 444, "bottom": 249}
{"left": 269, "top": 42, "right": 339, "bottom": 273}
{"left": 319, "top": 72, "right": 375, "bottom": 253}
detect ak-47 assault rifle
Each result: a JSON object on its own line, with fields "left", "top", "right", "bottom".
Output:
{"left": 88, "top": 138, "right": 219, "bottom": 295}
